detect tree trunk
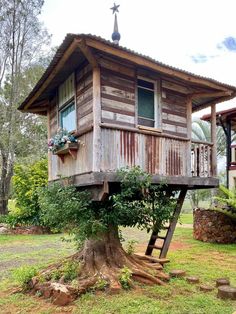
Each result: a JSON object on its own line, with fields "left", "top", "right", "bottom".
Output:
{"left": 0, "top": 151, "right": 14, "bottom": 215}
{"left": 32, "top": 225, "right": 169, "bottom": 298}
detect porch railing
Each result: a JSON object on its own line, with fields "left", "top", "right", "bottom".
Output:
{"left": 191, "top": 140, "right": 213, "bottom": 177}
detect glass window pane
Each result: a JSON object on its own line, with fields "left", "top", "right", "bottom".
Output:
{"left": 138, "top": 88, "right": 154, "bottom": 120}
{"left": 60, "top": 102, "right": 76, "bottom": 131}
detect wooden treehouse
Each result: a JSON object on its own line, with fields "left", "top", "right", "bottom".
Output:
{"left": 19, "top": 33, "right": 236, "bottom": 258}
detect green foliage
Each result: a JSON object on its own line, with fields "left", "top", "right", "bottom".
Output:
{"left": 13, "top": 266, "right": 38, "bottom": 289}
{"left": 62, "top": 261, "right": 80, "bottom": 282}
{"left": 38, "top": 167, "right": 176, "bottom": 244}
{"left": 214, "top": 185, "right": 236, "bottom": 220}
{"left": 7, "top": 159, "right": 48, "bottom": 226}
{"left": 119, "top": 266, "right": 132, "bottom": 290}
{"left": 50, "top": 261, "right": 80, "bottom": 282}
{"left": 187, "top": 189, "right": 211, "bottom": 209}
{"left": 93, "top": 278, "right": 108, "bottom": 291}
{"left": 125, "top": 240, "right": 138, "bottom": 255}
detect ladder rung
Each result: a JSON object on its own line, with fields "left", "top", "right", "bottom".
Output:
{"left": 149, "top": 245, "right": 162, "bottom": 250}
{"left": 157, "top": 236, "right": 166, "bottom": 240}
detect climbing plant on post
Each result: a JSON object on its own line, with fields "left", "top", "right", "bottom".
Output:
{"left": 35, "top": 167, "right": 176, "bottom": 301}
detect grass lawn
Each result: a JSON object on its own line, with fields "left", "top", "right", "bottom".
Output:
{"left": 0, "top": 227, "right": 236, "bottom": 314}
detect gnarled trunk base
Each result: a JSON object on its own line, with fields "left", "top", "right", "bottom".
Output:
{"left": 29, "top": 226, "right": 169, "bottom": 305}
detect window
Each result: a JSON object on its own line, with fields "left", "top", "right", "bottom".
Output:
{"left": 60, "top": 101, "right": 76, "bottom": 131}
{"left": 58, "top": 73, "right": 76, "bottom": 132}
{"left": 137, "top": 78, "right": 158, "bottom": 128}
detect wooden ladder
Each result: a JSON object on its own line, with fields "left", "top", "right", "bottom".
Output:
{"left": 145, "top": 188, "right": 187, "bottom": 258}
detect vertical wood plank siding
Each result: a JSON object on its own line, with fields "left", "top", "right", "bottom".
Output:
{"left": 101, "top": 128, "right": 188, "bottom": 176}
{"left": 76, "top": 64, "right": 93, "bottom": 129}
{"left": 49, "top": 131, "right": 93, "bottom": 180}
{"left": 48, "top": 96, "right": 57, "bottom": 137}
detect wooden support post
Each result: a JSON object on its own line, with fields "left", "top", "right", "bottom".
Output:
{"left": 92, "top": 66, "right": 101, "bottom": 172}
{"left": 211, "top": 104, "right": 217, "bottom": 176}
{"left": 186, "top": 96, "right": 192, "bottom": 176}
{"left": 159, "top": 188, "right": 187, "bottom": 258}
{"left": 47, "top": 109, "right": 52, "bottom": 181}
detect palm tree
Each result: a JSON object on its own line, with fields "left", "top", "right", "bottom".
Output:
{"left": 192, "top": 118, "right": 226, "bottom": 157}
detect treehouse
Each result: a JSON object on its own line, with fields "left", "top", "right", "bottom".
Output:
{"left": 19, "top": 33, "right": 236, "bottom": 257}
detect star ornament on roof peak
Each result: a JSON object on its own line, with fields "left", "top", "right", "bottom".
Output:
{"left": 110, "top": 3, "right": 120, "bottom": 14}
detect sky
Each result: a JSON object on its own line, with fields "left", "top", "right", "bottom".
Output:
{"left": 40, "top": 0, "right": 236, "bottom": 116}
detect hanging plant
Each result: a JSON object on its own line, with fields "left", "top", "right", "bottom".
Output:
{"left": 48, "top": 128, "right": 78, "bottom": 153}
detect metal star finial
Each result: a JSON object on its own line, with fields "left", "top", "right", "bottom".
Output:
{"left": 110, "top": 3, "right": 120, "bottom": 14}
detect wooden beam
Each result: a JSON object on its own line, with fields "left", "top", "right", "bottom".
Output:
{"left": 159, "top": 188, "right": 187, "bottom": 258}
{"left": 211, "top": 103, "right": 217, "bottom": 176}
{"left": 78, "top": 39, "right": 98, "bottom": 68}
{"left": 47, "top": 110, "right": 52, "bottom": 181}
{"left": 193, "top": 92, "right": 236, "bottom": 112}
{"left": 186, "top": 96, "right": 192, "bottom": 176}
{"left": 85, "top": 38, "right": 231, "bottom": 92}
{"left": 92, "top": 66, "right": 101, "bottom": 171}
{"left": 190, "top": 91, "right": 232, "bottom": 99}
{"left": 23, "top": 38, "right": 81, "bottom": 110}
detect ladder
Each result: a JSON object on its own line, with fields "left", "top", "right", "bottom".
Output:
{"left": 145, "top": 188, "right": 187, "bottom": 258}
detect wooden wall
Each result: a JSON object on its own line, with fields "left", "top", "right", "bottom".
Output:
{"left": 48, "top": 96, "right": 57, "bottom": 137}
{"left": 100, "top": 58, "right": 136, "bottom": 127}
{"left": 161, "top": 80, "right": 188, "bottom": 138}
{"left": 76, "top": 64, "right": 93, "bottom": 129}
{"left": 48, "top": 63, "right": 94, "bottom": 181}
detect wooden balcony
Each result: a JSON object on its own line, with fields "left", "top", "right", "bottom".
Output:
{"left": 191, "top": 140, "right": 213, "bottom": 178}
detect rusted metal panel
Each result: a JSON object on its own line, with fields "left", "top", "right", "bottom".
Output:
{"left": 101, "top": 128, "right": 189, "bottom": 176}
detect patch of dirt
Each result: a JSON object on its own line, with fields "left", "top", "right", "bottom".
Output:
{"left": 134, "top": 240, "right": 191, "bottom": 255}
{"left": 0, "top": 289, "right": 76, "bottom": 314}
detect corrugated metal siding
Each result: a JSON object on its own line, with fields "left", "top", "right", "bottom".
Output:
{"left": 101, "top": 128, "right": 188, "bottom": 176}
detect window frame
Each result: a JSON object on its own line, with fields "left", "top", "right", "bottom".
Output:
{"left": 57, "top": 73, "right": 77, "bottom": 133}
{"left": 59, "top": 98, "right": 76, "bottom": 132}
{"left": 137, "top": 76, "right": 161, "bottom": 130}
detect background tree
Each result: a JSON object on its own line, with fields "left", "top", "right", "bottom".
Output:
{"left": 36, "top": 167, "right": 176, "bottom": 294}
{"left": 192, "top": 118, "right": 226, "bottom": 157}
{"left": 7, "top": 158, "right": 48, "bottom": 227}
{"left": 0, "top": 0, "right": 51, "bottom": 215}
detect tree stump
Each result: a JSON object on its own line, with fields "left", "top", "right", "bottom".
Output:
{"left": 199, "top": 285, "right": 214, "bottom": 292}
{"left": 169, "top": 270, "right": 186, "bottom": 278}
{"left": 186, "top": 276, "right": 200, "bottom": 284}
{"left": 216, "top": 278, "right": 230, "bottom": 287}
{"left": 217, "top": 285, "right": 236, "bottom": 300}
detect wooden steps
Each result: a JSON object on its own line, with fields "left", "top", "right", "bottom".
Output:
{"left": 145, "top": 188, "right": 187, "bottom": 258}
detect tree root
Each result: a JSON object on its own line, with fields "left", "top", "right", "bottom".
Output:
{"left": 29, "top": 229, "right": 169, "bottom": 305}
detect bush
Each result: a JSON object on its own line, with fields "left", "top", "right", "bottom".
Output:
{"left": 13, "top": 266, "right": 38, "bottom": 289}
{"left": 38, "top": 166, "right": 176, "bottom": 246}
{"left": 8, "top": 158, "right": 48, "bottom": 227}
{"left": 119, "top": 266, "right": 132, "bottom": 290}
{"left": 214, "top": 185, "right": 236, "bottom": 221}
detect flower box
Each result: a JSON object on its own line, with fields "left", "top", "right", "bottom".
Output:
{"left": 53, "top": 142, "right": 79, "bottom": 163}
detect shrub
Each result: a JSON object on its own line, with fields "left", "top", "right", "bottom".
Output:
{"left": 119, "top": 266, "right": 132, "bottom": 290}
{"left": 13, "top": 266, "right": 38, "bottom": 289}
{"left": 8, "top": 158, "right": 48, "bottom": 227}
{"left": 214, "top": 185, "right": 236, "bottom": 221}
{"left": 125, "top": 240, "right": 138, "bottom": 255}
